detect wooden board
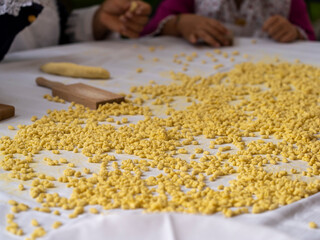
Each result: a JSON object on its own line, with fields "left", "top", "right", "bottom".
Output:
{"left": 36, "top": 77, "right": 125, "bottom": 109}
{"left": 0, "top": 104, "right": 15, "bottom": 121}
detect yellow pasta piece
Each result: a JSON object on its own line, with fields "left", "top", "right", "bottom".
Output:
{"left": 129, "top": 1, "right": 138, "bottom": 12}
{"left": 52, "top": 221, "right": 62, "bottom": 229}
{"left": 89, "top": 208, "right": 99, "bottom": 214}
{"left": 213, "top": 64, "right": 224, "bottom": 70}
{"left": 309, "top": 222, "right": 317, "bottom": 229}
{"left": 40, "top": 62, "right": 110, "bottom": 79}
{"left": 31, "top": 116, "right": 38, "bottom": 122}
{"left": 31, "top": 219, "right": 39, "bottom": 227}
{"left": 31, "top": 227, "right": 46, "bottom": 239}
{"left": 136, "top": 68, "right": 143, "bottom": 73}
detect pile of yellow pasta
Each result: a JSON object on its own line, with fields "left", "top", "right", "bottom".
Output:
{"left": 1, "top": 61, "right": 320, "bottom": 238}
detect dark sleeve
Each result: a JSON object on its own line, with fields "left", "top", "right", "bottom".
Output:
{"left": 0, "top": 3, "right": 43, "bottom": 61}
{"left": 57, "top": 0, "right": 71, "bottom": 44}
{"left": 141, "top": 0, "right": 195, "bottom": 36}
{"left": 289, "top": 0, "right": 316, "bottom": 40}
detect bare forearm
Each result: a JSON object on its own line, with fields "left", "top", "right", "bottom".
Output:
{"left": 161, "top": 14, "right": 231, "bottom": 47}
{"left": 93, "top": 9, "right": 110, "bottom": 40}
{"left": 161, "top": 15, "right": 180, "bottom": 36}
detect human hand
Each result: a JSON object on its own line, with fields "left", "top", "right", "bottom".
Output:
{"left": 93, "top": 0, "right": 151, "bottom": 40}
{"left": 176, "top": 14, "right": 232, "bottom": 47}
{"left": 262, "top": 15, "right": 304, "bottom": 43}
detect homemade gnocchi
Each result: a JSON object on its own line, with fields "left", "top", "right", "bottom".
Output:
{"left": 1, "top": 61, "right": 320, "bottom": 238}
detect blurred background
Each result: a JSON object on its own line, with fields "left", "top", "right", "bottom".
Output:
{"left": 63, "top": 0, "right": 320, "bottom": 40}
{"left": 306, "top": 0, "right": 320, "bottom": 40}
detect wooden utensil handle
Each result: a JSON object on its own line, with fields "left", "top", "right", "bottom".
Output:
{"left": 36, "top": 77, "right": 65, "bottom": 90}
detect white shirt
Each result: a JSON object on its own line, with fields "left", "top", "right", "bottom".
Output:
{"left": 8, "top": 1, "right": 99, "bottom": 53}
{"left": 195, "top": 0, "right": 291, "bottom": 38}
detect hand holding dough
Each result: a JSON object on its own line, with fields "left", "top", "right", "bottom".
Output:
{"left": 40, "top": 62, "right": 110, "bottom": 79}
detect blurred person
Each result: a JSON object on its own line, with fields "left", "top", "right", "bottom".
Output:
{"left": 0, "top": 0, "right": 151, "bottom": 61}
{"left": 305, "top": 0, "right": 320, "bottom": 40}
{"left": 142, "top": 0, "right": 316, "bottom": 47}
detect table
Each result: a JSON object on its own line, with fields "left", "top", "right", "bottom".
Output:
{"left": 0, "top": 37, "right": 320, "bottom": 240}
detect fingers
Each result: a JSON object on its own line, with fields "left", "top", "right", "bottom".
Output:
{"left": 125, "top": 1, "right": 151, "bottom": 18}
{"left": 266, "top": 21, "right": 285, "bottom": 37}
{"left": 279, "top": 30, "right": 297, "bottom": 43}
{"left": 99, "top": 12, "right": 123, "bottom": 33}
{"left": 203, "top": 24, "right": 230, "bottom": 46}
{"left": 119, "top": 6, "right": 150, "bottom": 37}
{"left": 98, "top": 0, "right": 151, "bottom": 39}
{"left": 120, "top": 14, "right": 149, "bottom": 25}
{"left": 100, "top": 14, "right": 141, "bottom": 39}
{"left": 272, "top": 29, "right": 288, "bottom": 42}
{"left": 133, "top": 1, "right": 152, "bottom": 16}
{"left": 118, "top": 1, "right": 151, "bottom": 38}
{"left": 185, "top": 18, "right": 229, "bottom": 46}
{"left": 263, "top": 15, "right": 279, "bottom": 31}
{"left": 186, "top": 21, "right": 231, "bottom": 47}
{"left": 121, "top": 28, "right": 140, "bottom": 38}
{"left": 207, "top": 19, "right": 228, "bottom": 35}
{"left": 199, "top": 30, "right": 221, "bottom": 47}
{"left": 189, "top": 34, "right": 197, "bottom": 44}
{"left": 101, "top": 0, "right": 130, "bottom": 14}
{"left": 121, "top": 19, "right": 144, "bottom": 34}
{"left": 200, "top": 20, "right": 231, "bottom": 46}
{"left": 263, "top": 15, "right": 298, "bottom": 42}
{"left": 178, "top": 15, "right": 230, "bottom": 47}
{"left": 190, "top": 29, "right": 220, "bottom": 47}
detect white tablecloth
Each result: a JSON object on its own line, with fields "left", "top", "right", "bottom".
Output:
{"left": 0, "top": 37, "right": 320, "bottom": 240}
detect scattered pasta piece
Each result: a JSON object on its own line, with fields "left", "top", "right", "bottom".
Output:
{"left": 43, "top": 94, "right": 65, "bottom": 104}
{"left": 31, "top": 116, "right": 38, "bottom": 122}
{"left": 149, "top": 46, "right": 155, "bottom": 52}
{"left": 232, "top": 51, "right": 239, "bottom": 56}
{"left": 309, "top": 222, "right": 318, "bottom": 229}
{"left": 53, "top": 210, "right": 60, "bottom": 216}
{"left": 31, "top": 219, "right": 39, "bottom": 227}
{"left": 18, "top": 184, "right": 24, "bottom": 191}
{"left": 7, "top": 125, "right": 15, "bottom": 130}
{"left": 213, "top": 64, "right": 224, "bottom": 70}
{"left": 52, "top": 221, "right": 62, "bottom": 229}
{"left": 89, "top": 208, "right": 99, "bottom": 214}
{"left": 31, "top": 227, "right": 46, "bottom": 239}
{"left": 129, "top": 1, "right": 138, "bottom": 12}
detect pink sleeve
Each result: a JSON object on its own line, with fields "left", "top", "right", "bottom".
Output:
{"left": 289, "top": 0, "right": 316, "bottom": 40}
{"left": 141, "top": 0, "right": 195, "bottom": 36}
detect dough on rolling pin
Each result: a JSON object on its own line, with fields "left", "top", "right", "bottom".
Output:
{"left": 130, "top": 1, "right": 138, "bottom": 12}
{"left": 40, "top": 62, "right": 110, "bottom": 79}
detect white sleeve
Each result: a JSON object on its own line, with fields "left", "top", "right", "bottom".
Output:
{"left": 66, "top": 5, "right": 99, "bottom": 42}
